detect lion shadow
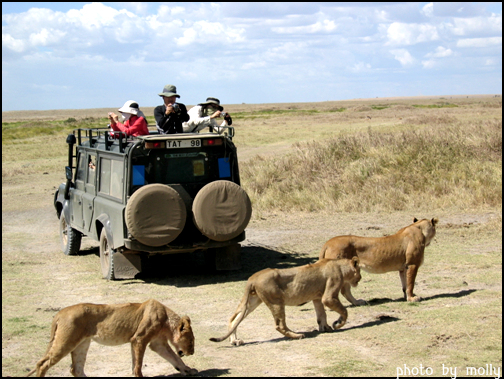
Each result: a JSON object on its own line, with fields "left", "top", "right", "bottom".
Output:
{"left": 364, "top": 288, "right": 477, "bottom": 305}
{"left": 153, "top": 368, "right": 230, "bottom": 377}
{"left": 222, "top": 315, "right": 400, "bottom": 347}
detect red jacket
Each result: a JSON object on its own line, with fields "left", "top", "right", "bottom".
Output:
{"left": 111, "top": 115, "right": 149, "bottom": 136}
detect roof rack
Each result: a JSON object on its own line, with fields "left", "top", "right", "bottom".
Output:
{"left": 74, "top": 128, "right": 132, "bottom": 153}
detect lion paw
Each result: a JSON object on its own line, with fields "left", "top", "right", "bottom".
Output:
{"left": 319, "top": 324, "right": 333, "bottom": 332}
{"left": 231, "top": 339, "right": 244, "bottom": 346}
{"left": 407, "top": 296, "right": 422, "bottom": 302}
{"left": 180, "top": 367, "right": 198, "bottom": 376}
{"left": 287, "top": 332, "right": 305, "bottom": 339}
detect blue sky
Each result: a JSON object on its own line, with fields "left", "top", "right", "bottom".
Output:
{"left": 2, "top": 2, "right": 502, "bottom": 111}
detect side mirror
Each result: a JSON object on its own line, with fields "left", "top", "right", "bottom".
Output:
{"left": 66, "top": 134, "right": 76, "bottom": 145}
{"left": 65, "top": 166, "right": 73, "bottom": 181}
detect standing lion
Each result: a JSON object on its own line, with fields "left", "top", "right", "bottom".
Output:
{"left": 320, "top": 218, "right": 438, "bottom": 304}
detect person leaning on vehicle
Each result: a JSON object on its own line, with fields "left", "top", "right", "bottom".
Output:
{"left": 108, "top": 100, "right": 149, "bottom": 137}
{"left": 154, "top": 84, "right": 189, "bottom": 134}
{"left": 182, "top": 97, "right": 233, "bottom": 133}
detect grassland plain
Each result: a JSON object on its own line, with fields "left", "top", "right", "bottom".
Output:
{"left": 2, "top": 95, "right": 502, "bottom": 377}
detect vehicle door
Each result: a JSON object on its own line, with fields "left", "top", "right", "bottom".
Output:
{"left": 82, "top": 152, "right": 97, "bottom": 232}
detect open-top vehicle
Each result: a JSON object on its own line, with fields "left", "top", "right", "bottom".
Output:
{"left": 54, "top": 127, "right": 251, "bottom": 279}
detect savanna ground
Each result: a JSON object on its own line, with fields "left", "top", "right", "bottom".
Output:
{"left": 2, "top": 95, "right": 502, "bottom": 377}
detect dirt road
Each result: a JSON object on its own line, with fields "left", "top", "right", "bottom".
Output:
{"left": 2, "top": 186, "right": 501, "bottom": 376}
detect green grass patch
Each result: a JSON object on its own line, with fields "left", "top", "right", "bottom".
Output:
{"left": 3, "top": 316, "right": 47, "bottom": 337}
{"left": 412, "top": 103, "right": 458, "bottom": 108}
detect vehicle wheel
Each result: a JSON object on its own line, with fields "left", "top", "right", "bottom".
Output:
{"left": 59, "top": 212, "right": 82, "bottom": 256}
{"left": 99, "top": 229, "right": 115, "bottom": 280}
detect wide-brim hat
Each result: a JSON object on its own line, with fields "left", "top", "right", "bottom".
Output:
{"left": 199, "top": 97, "right": 223, "bottom": 111}
{"left": 118, "top": 100, "right": 139, "bottom": 115}
{"left": 159, "top": 84, "right": 180, "bottom": 98}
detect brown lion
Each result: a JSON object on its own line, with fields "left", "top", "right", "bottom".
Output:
{"left": 210, "top": 257, "right": 361, "bottom": 346}
{"left": 27, "top": 299, "right": 197, "bottom": 377}
{"left": 319, "top": 217, "right": 438, "bottom": 304}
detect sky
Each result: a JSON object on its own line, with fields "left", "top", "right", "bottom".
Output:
{"left": 2, "top": 2, "right": 502, "bottom": 111}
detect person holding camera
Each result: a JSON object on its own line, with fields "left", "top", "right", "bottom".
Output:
{"left": 108, "top": 100, "right": 149, "bottom": 137}
{"left": 154, "top": 84, "right": 189, "bottom": 134}
{"left": 182, "top": 97, "right": 233, "bottom": 133}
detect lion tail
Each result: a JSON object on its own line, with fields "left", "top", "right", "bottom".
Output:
{"left": 209, "top": 282, "right": 254, "bottom": 343}
{"left": 26, "top": 314, "right": 60, "bottom": 377}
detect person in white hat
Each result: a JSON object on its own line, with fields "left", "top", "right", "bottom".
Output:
{"left": 108, "top": 100, "right": 149, "bottom": 136}
{"left": 154, "top": 84, "right": 189, "bottom": 134}
{"left": 182, "top": 97, "right": 233, "bottom": 133}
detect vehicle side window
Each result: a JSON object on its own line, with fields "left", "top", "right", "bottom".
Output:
{"left": 99, "top": 157, "right": 123, "bottom": 199}
{"left": 75, "top": 152, "right": 86, "bottom": 190}
{"left": 87, "top": 154, "right": 96, "bottom": 185}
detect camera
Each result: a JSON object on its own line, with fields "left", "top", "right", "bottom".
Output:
{"left": 221, "top": 112, "right": 227, "bottom": 117}
{"left": 171, "top": 103, "right": 180, "bottom": 113}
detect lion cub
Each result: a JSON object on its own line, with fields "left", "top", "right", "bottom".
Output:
{"left": 320, "top": 217, "right": 438, "bottom": 304}
{"left": 210, "top": 257, "right": 361, "bottom": 346}
{"left": 27, "top": 299, "right": 197, "bottom": 377}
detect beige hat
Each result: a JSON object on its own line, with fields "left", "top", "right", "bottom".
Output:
{"left": 198, "top": 97, "right": 223, "bottom": 111}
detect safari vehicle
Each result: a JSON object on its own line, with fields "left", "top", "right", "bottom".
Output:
{"left": 54, "top": 127, "right": 252, "bottom": 280}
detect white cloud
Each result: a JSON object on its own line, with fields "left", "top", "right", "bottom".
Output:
{"left": 451, "top": 15, "right": 502, "bottom": 36}
{"left": 29, "top": 28, "right": 66, "bottom": 46}
{"left": 425, "top": 46, "right": 453, "bottom": 58}
{"left": 66, "top": 3, "right": 123, "bottom": 30}
{"left": 242, "top": 61, "right": 266, "bottom": 70}
{"left": 390, "top": 49, "right": 415, "bottom": 66}
{"left": 350, "top": 62, "right": 371, "bottom": 73}
{"left": 421, "top": 60, "right": 436, "bottom": 69}
{"left": 2, "top": 33, "right": 26, "bottom": 53}
{"left": 457, "top": 37, "right": 502, "bottom": 48}
{"left": 174, "top": 21, "right": 245, "bottom": 46}
{"left": 386, "top": 22, "right": 439, "bottom": 46}
{"left": 421, "top": 3, "right": 434, "bottom": 18}
{"left": 272, "top": 19, "right": 337, "bottom": 34}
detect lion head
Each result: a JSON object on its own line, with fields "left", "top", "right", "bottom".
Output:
{"left": 413, "top": 217, "right": 438, "bottom": 247}
{"left": 173, "top": 316, "right": 195, "bottom": 357}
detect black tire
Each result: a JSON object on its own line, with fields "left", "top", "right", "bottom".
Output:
{"left": 59, "top": 213, "right": 82, "bottom": 256}
{"left": 99, "top": 229, "right": 115, "bottom": 280}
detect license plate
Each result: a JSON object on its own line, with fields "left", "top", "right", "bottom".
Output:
{"left": 165, "top": 139, "right": 201, "bottom": 148}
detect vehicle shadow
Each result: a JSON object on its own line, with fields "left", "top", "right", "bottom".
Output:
{"left": 139, "top": 244, "right": 316, "bottom": 287}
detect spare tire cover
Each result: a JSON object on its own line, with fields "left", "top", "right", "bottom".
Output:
{"left": 193, "top": 180, "right": 252, "bottom": 242}
{"left": 125, "top": 184, "right": 186, "bottom": 247}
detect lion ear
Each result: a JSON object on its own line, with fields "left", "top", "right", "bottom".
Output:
{"left": 351, "top": 256, "right": 360, "bottom": 269}
{"left": 179, "top": 316, "right": 191, "bottom": 332}
{"left": 413, "top": 217, "right": 418, "bottom": 223}
{"left": 431, "top": 218, "right": 438, "bottom": 226}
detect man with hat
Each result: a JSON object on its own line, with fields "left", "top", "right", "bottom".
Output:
{"left": 182, "top": 97, "right": 233, "bottom": 133}
{"left": 154, "top": 84, "right": 189, "bottom": 134}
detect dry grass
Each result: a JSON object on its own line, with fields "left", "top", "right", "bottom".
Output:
{"left": 241, "top": 118, "right": 502, "bottom": 213}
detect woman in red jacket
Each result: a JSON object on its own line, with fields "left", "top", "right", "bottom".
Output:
{"left": 108, "top": 100, "right": 149, "bottom": 136}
